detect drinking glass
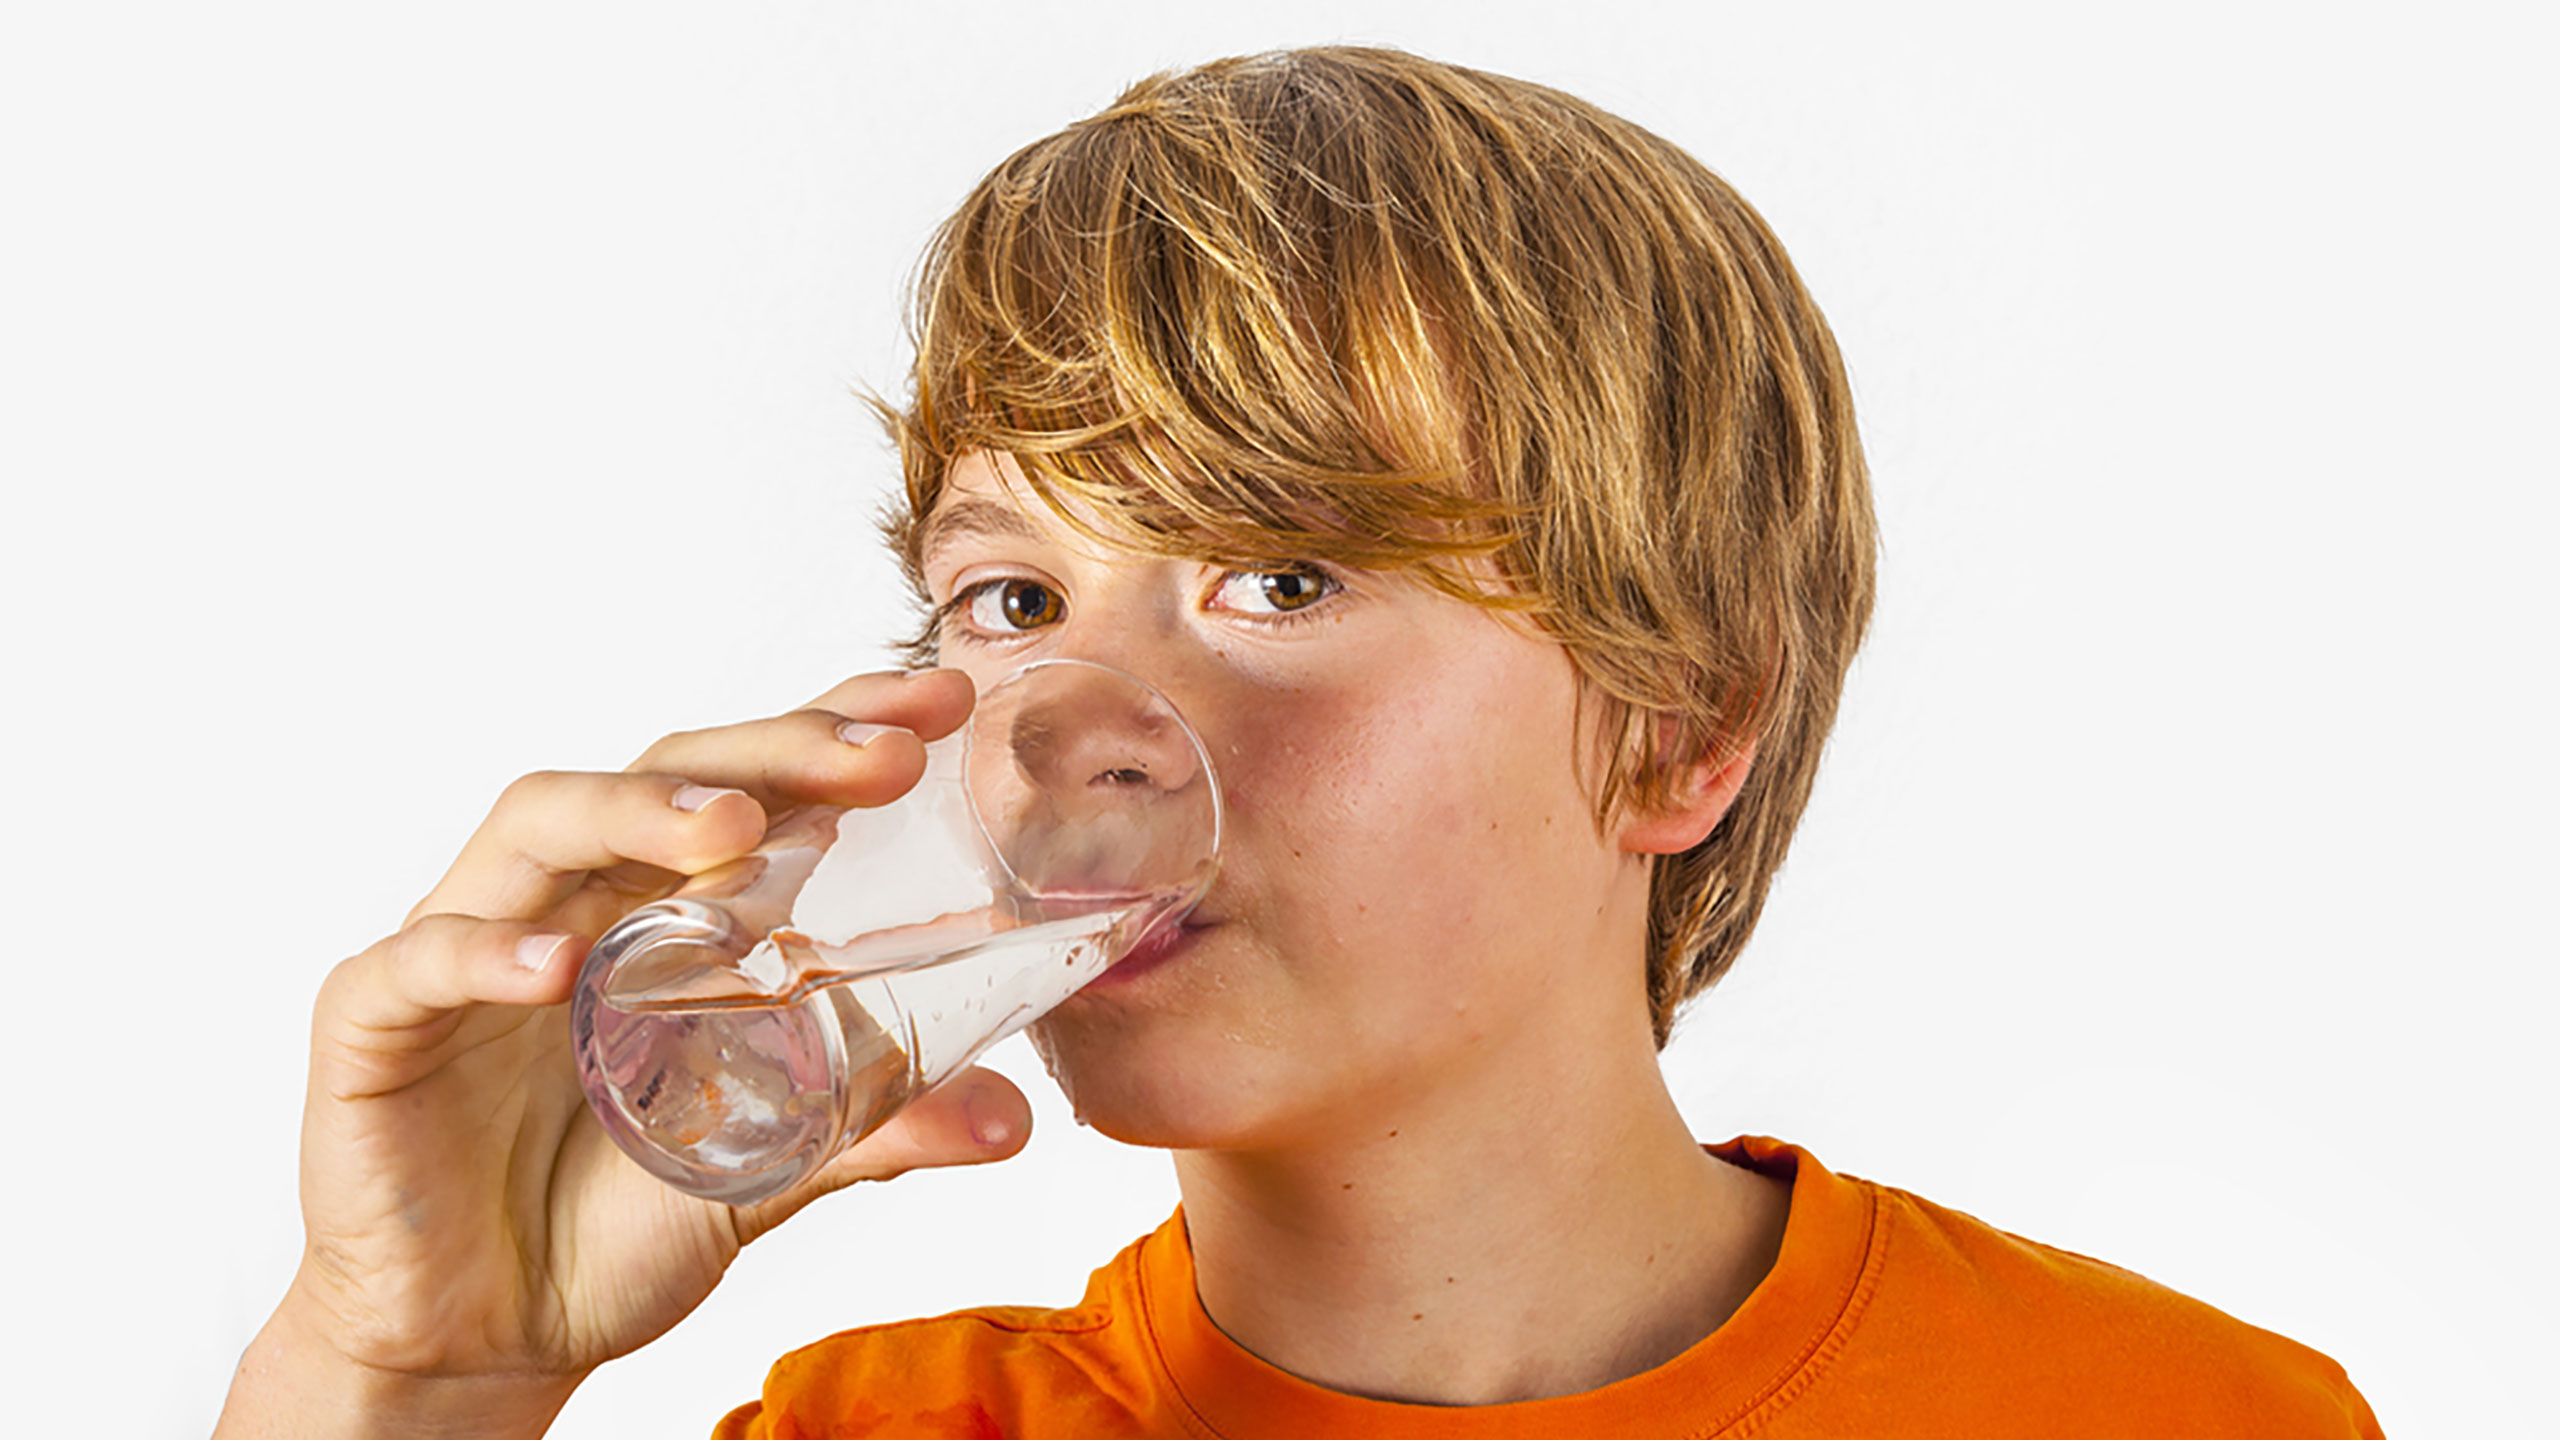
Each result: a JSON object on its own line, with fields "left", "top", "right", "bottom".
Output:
{"left": 571, "top": 659, "right": 1221, "bottom": 1204}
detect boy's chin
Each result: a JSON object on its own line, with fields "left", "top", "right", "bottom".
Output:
{"left": 1027, "top": 1015, "right": 1313, "bottom": 1152}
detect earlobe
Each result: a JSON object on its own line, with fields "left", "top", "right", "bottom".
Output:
{"left": 1616, "top": 742, "right": 1756, "bottom": 855}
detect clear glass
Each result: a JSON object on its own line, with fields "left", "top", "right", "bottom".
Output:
{"left": 570, "top": 660, "right": 1221, "bottom": 1204}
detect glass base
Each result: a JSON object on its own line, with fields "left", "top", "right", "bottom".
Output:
{"left": 571, "top": 901, "right": 850, "bottom": 1205}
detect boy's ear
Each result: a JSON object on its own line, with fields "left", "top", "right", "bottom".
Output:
{"left": 1615, "top": 737, "right": 1757, "bottom": 856}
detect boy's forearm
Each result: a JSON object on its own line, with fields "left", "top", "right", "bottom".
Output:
{"left": 214, "top": 1297, "right": 584, "bottom": 1440}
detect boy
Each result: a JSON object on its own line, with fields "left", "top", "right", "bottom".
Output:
{"left": 217, "top": 47, "right": 2381, "bottom": 1437}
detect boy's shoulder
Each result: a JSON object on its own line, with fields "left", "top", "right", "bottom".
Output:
{"left": 711, "top": 1226, "right": 1177, "bottom": 1440}
{"left": 1740, "top": 1136, "right": 2381, "bottom": 1438}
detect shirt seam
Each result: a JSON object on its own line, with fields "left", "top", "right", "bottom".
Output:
{"left": 1133, "top": 1227, "right": 1232, "bottom": 1440}
{"left": 778, "top": 1305, "right": 1114, "bottom": 1359}
{"left": 1686, "top": 1175, "right": 1895, "bottom": 1440}
{"left": 1134, "top": 1181, "right": 1898, "bottom": 1440}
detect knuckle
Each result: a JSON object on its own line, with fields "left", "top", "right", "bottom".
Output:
{"left": 496, "top": 769, "right": 570, "bottom": 812}
{"left": 635, "top": 722, "right": 722, "bottom": 772}
{"left": 618, "top": 767, "right": 686, "bottom": 801}
{"left": 383, "top": 913, "right": 476, "bottom": 979}
{"left": 310, "top": 926, "right": 434, "bottom": 1031}
{"left": 378, "top": 919, "right": 434, "bottom": 980}
{"left": 311, "top": 950, "right": 370, "bottom": 1025}
{"left": 785, "top": 707, "right": 855, "bottom": 741}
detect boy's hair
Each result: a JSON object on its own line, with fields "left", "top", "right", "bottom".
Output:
{"left": 882, "top": 47, "right": 1876, "bottom": 1046}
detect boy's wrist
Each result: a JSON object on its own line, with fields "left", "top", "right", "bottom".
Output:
{"left": 215, "top": 1291, "right": 586, "bottom": 1440}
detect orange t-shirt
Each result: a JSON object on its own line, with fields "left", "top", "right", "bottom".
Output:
{"left": 713, "top": 1137, "right": 2381, "bottom": 1438}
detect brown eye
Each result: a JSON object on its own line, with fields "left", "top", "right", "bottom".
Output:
{"left": 963, "top": 578, "right": 1065, "bottom": 633}
{"left": 1214, "top": 567, "right": 1335, "bottom": 616}
{"left": 1259, "top": 571, "right": 1326, "bottom": 611}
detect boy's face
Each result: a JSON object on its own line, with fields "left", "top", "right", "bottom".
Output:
{"left": 917, "top": 453, "right": 1659, "bottom": 1149}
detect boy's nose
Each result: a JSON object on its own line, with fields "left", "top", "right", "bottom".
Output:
{"left": 1004, "top": 662, "right": 1203, "bottom": 798}
{"left": 965, "top": 661, "right": 1219, "bottom": 902}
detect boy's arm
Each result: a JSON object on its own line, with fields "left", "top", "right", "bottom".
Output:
{"left": 216, "top": 1292, "right": 580, "bottom": 1440}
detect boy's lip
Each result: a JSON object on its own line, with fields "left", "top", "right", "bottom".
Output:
{"left": 1082, "top": 915, "right": 1211, "bottom": 990}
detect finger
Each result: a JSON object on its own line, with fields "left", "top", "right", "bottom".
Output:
{"left": 411, "top": 771, "right": 772, "bottom": 924}
{"left": 625, "top": 706, "right": 934, "bottom": 815}
{"left": 839, "top": 1065, "right": 1034, "bottom": 1177}
{"left": 799, "top": 667, "right": 976, "bottom": 744}
{"left": 727, "top": 1066, "right": 1031, "bottom": 1244}
{"left": 413, "top": 671, "right": 975, "bottom": 925}
{"left": 313, "top": 915, "right": 586, "bottom": 1084}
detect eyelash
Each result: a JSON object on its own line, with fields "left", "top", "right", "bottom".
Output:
{"left": 933, "top": 566, "right": 1343, "bottom": 645}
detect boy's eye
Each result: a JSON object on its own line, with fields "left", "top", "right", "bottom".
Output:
{"left": 964, "top": 578, "right": 1065, "bottom": 633}
{"left": 1215, "top": 568, "right": 1335, "bottom": 616}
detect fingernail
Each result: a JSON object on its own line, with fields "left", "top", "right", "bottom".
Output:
{"left": 965, "top": 1090, "right": 1014, "bottom": 1148}
{"left": 515, "top": 933, "right": 571, "bottom": 972}
{"left": 672, "top": 784, "right": 742, "bottom": 812}
{"left": 838, "top": 721, "right": 910, "bottom": 748}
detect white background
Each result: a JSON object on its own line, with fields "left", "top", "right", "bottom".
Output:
{"left": 3, "top": 3, "right": 2550, "bottom": 1436}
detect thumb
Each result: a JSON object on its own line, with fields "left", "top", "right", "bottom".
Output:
{"left": 729, "top": 1066, "right": 1033, "bottom": 1242}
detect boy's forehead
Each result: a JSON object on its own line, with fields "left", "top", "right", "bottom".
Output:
{"left": 919, "top": 451, "right": 1143, "bottom": 568}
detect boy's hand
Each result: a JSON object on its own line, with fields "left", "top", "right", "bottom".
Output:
{"left": 218, "top": 669, "right": 1030, "bottom": 1438}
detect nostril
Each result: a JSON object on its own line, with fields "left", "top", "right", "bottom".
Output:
{"left": 1095, "top": 766, "right": 1150, "bottom": 787}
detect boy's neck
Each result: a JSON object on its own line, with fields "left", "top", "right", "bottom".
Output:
{"left": 1171, "top": 1029, "right": 1789, "bottom": 1406}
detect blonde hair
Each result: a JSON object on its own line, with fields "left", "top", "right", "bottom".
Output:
{"left": 881, "top": 47, "right": 1876, "bottom": 1046}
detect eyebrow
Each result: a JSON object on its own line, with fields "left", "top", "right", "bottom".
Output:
{"left": 915, "top": 498, "right": 1046, "bottom": 567}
